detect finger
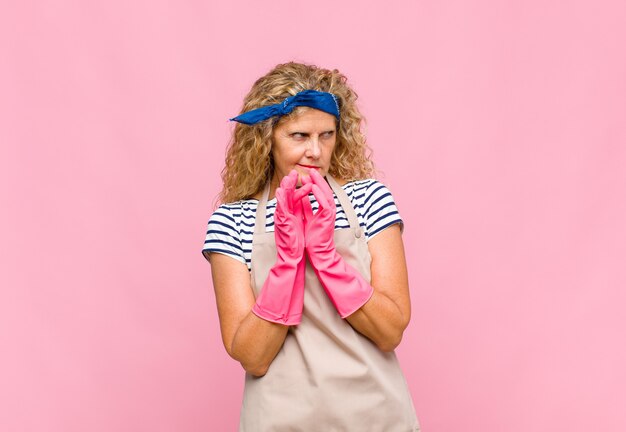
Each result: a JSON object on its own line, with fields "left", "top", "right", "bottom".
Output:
{"left": 309, "top": 168, "right": 326, "bottom": 185}
{"left": 288, "top": 169, "right": 299, "bottom": 184}
{"left": 301, "top": 171, "right": 312, "bottom": 185}
{"left": 293, "top": 183, "right": 312, "bottom": 202}
{"left": 301, "top": 192, "right": 314, "bottom": 221}
{"left": 278, "top": 186, "right": 296, "bottom": 213}
{"left": 305, "top": 168, "right": 319, "bottom": 189}
{"left": 293, "top": 195, "right": 305, "bottom": 218}
{"left": 280, "top": 170, "right": 297, "bottom": 190}
{"left": 280, "top": 172, "right": 299, "bottom": 210}
{"left": 310, "top": 184, "right": 329, "bottom": 211}
{"left": 310, "top": 169, "right": 333, "bottom": 197}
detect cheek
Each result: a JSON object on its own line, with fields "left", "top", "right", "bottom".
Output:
{"left": 323, "top": 141, "right": 337, "bottom": 161}
{"left": 273, "top": 146, "right": 301, "bottom": 171}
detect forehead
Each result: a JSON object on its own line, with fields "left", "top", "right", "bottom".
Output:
{"left": 275, "top": 107, "right": 337, "bottom": 131}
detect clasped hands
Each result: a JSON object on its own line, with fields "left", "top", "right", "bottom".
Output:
{"left": 251, "top": 168, "right": 374, "bottom": 326}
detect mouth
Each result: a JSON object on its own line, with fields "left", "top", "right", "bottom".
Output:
{"left": 296, "top": 164, "right": 321, "bottom": 170}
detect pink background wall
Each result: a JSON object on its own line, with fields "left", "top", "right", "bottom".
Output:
{"left": 2, "top": 1, "right": 625, "bottom": 431}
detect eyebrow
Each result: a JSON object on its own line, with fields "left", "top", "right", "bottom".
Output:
{"left": 289, "top": 129, "right": 336, "bottom": 136}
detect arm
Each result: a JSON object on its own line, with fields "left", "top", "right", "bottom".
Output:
{"left": 209, "top": 252, "right": 289, "bottom": 377}
{"left": 300, "top": 169, "right": 410, "bottom": 352}
{"left": 208, "top": 170, "right": 310, "bottom": 376}
{"left": 344, "top": 223, "right": 411, "bottom": 352}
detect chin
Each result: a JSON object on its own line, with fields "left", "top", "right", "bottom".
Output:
{"left": 292, "top": 167, "right": 305, "bottom": 180}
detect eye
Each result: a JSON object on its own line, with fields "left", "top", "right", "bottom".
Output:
{"left": 290, "top": 132, "right": 307, "bottom": 139}
{"left": 321, "top": 131, "right": 335, "bottom": 139}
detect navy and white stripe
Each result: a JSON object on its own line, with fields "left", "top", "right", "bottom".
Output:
{"left": 201, "top": 179, "right": 403, "bottom": 270}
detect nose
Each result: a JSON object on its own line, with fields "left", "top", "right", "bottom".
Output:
{"left": 306, "top": 136, "right": 321, "bottom": 159}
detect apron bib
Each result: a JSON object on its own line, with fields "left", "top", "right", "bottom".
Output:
{"left": 241, "top": 175, "right": 420, "bottom": 432}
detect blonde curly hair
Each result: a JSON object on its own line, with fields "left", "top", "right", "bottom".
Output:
{"left": 218, "top": 61, "right": 375, "bottom": 204}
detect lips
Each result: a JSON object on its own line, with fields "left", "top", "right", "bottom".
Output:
{"left": 297, "top": 164, "right": 320, "bottom": 169}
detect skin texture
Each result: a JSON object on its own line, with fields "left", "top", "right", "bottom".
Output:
{"left": 269, "top": 107, "right": 337, "bottom": 195}
{"left": 208, "top": 108, "right": 411, "bottom": 376}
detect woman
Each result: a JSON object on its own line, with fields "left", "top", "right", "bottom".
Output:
{"left": 202, "top": 62, "right": 421, "bottom": 431}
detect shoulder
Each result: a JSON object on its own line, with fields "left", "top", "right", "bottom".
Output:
{"left": 202, "top": 199, "right": 258, "bottom": 264}
{"left": 342, "top": 178, "right": 404, "bottom": 241}
{"left": 341, "top": 178, "right": 396, "bottom": 205}
{"left": 208, "top": 199, "right": 258, "bottom": 226}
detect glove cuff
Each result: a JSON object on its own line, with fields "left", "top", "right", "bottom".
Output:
{"left": 313, "top": 251, "right": 374, "bottom": 318}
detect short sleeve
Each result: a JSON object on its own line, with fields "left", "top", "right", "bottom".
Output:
{"left": 362, "top": 180, "right": 404, "bottom": 241}
{"left": 201, "top": 204, "right": 246, "bottom": 264}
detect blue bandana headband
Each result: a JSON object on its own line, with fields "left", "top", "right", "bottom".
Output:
{"left": 229, "top": 89, "right": 340, "bottom": 125}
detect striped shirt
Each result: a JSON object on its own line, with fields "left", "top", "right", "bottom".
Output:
{"left": 201, "top": 179, "right": 403, "bottom": 271}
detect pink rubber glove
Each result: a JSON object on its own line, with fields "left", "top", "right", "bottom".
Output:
{"left": 301, "top": 169, "right": 374, "bottom": 318}
{"left": 251, "top": 170, "right": 311, "bottom": 326}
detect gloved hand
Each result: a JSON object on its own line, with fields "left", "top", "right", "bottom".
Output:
{"left": 251, "top": 170, "right": 312, "bottom": 325}
{"left": 300, "top": 169, "right": 374, "bottom": 318}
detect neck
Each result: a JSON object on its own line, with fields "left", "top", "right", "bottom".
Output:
{"left": 268, "top": 173, "right": 280, "bottom": 201}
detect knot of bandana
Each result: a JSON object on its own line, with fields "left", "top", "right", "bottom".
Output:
{"left": 229, "top": 89, "right": 340, "bottom": 125}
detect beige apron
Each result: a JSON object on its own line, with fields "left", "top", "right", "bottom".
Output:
{"left": 241, "top": 175, "right": 420, "bottom": 432}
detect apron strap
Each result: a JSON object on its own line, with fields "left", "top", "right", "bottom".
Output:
{"left": 254, "top": 180, "right": 271, "bottom": 234}
{"left": 253, "top": 174, "right": 363, "bottom": 237}
{"left": 326, "top": 174, "right": 362, "bottom": 235}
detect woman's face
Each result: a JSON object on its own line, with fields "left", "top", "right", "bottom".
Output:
{"left": 271, "top": 107, "right": 337, "bottom": 187}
